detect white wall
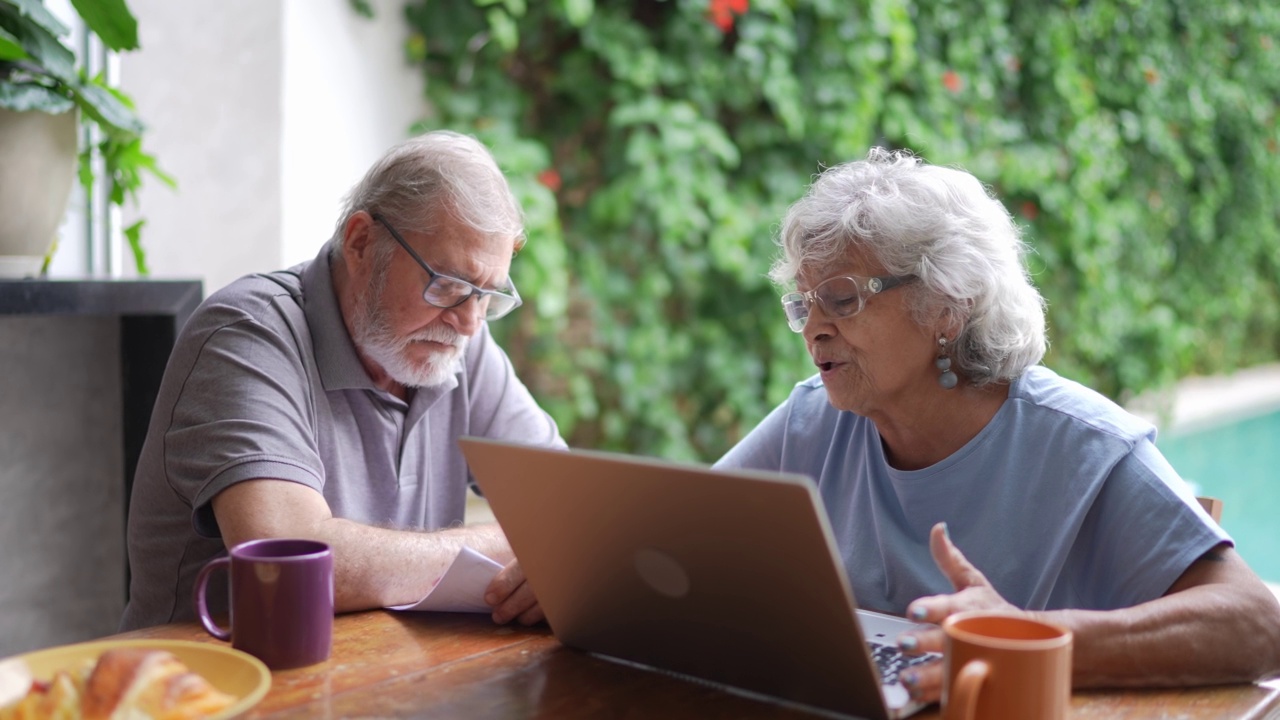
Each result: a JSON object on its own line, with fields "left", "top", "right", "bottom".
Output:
{"left": 282, "top": 0, "right": 428, "bottom": 268}
{"left": 113, "top": 0, "right": 282, "bottom": 295}
{"left": 111, "top": 0, "right": 426, "bottom": 295}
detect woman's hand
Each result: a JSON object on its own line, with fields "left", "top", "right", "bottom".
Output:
{"left": 895, "top": 522, "right": 1022, "bottom": 704}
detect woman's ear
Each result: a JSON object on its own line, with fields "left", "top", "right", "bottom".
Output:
{"left": 932, "top": 301, "right": 971, "bottom": 342}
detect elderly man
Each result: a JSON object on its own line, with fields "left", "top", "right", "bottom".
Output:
{"left": 121, "top": 131, "right": 562, "bottom": 631}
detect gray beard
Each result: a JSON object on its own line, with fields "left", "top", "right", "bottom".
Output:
{"left": 352, "top": 280, "right": 469, "bottom": 389}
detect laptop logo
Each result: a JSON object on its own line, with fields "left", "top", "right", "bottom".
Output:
{"left": 633, "top": 548, "right": 690, "bottom": 599}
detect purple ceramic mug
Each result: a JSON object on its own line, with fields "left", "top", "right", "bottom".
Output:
{"left": 194, "top": 538, "right": 334, "bottom": 670}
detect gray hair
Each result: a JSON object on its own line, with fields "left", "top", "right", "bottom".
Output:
{"left": 772, "top": 147, "right": 1047, "bottom": 385}
{"left": 330, "top": 130, "right": 525, "bottom": 256}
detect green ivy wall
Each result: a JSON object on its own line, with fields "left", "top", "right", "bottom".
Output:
{"left": 400, "top": 0, "right": 1280, "bottom": 462}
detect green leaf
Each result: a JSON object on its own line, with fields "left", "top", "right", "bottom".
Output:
{"left": 0, "top": 80, "right": 73, "bottom": 112}
{"left": 77, "top": 144, "right": 94, "bottom": 192}
{"left": 560, "top": 0, "right": 593, "bottom": 28}
{"left": 123, "top": 219, "right": 148, "bottom": 275}
{"left": 0, "top": 24, "right": 28, "bottom": 59}
{"left": 347, "top": 0, "right": 375, "bottom": 19}
{"left": 3, "top": 0, "right": 70, "bottom": 38}
{"left": 0, "top": 4, "right": 75, "bottom": 82}
{"left": 485, "top": 8, "right": 518, "bottom": 51}
{"left": 71, "top": 76, "right": 143, "bottom": 136}
{"left": 69, "top": 0, "right": 138, "bottom": 51}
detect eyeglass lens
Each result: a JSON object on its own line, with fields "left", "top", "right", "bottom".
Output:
{"left": 374, "top": 213, "right": 521, "bottom": 320}
{"left": 782, "top": 277, "right": 867, "bottom": 331}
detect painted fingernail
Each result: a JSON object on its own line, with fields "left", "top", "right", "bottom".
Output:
{"left": 941, "top": 521, "right": 950, "bottom": 539}
{"left": 909, "top": 605, "right": 928, "bottom": 621}
{"left": 902, "top": 670, "right": 919, "bottom": 687}
{"left": 898, "top": 635, "right": 919, "bottom": 652}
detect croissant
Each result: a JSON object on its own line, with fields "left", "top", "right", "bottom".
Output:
{"left": 0, "top": 648, "right": 236, "bottom": 720}
{"left": 0, "top": 663, "right": 84, "bottom": 720}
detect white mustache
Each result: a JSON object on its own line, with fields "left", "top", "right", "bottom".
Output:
{"left": 407, "top": 325, "right": 464, "bottom": 350}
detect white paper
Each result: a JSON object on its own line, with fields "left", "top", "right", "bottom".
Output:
{"left": 388, "top": 546, "right": 503, "bottom": 613}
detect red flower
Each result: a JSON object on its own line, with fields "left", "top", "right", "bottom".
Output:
{"left": 537, "top": 169, "right": 561, "bottom": 193}
{"left": 709, "top": 0, "right": 748, "bottom": 33}
{"left": 1020, "top": 201, "right": 1039, "bottom": 221}
{"left": 942, "top": 69, "right": 963, "bottom": 93}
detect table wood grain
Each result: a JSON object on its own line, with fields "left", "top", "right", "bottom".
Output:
{"left": 116, "top": 610, "right": 1280, "bottom": 719}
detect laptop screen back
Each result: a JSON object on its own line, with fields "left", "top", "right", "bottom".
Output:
{"left": 458, "top": 437, "right": 892, "bottom": 720}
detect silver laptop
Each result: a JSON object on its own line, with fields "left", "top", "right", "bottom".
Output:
{"left": 458, "top": 437, "right": 936, "bottom": 720}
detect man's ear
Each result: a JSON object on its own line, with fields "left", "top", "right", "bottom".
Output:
{"left": 342, "top": 212, "right": 376, "bottom": 271}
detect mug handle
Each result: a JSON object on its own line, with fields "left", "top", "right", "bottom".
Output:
{"left": 946, "top": 659, "right": 990, "bottom": 720}
{"left": 193, "top": 556, "right": 232, "bottom": 641}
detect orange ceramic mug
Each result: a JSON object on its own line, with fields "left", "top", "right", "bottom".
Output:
{"left": 942, "top": 612, "right": 1073, "bottom": 720}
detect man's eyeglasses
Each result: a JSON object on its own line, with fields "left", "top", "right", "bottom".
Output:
{"left": 372, "top": 213, "right": 522, "bottom": 322}
{"left": 781, "top": 274, "right": 915, "bottom": 332}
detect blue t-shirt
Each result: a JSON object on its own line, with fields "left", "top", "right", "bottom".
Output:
{"left": 714, "top": 366, "right": 1228, "bottom": 615}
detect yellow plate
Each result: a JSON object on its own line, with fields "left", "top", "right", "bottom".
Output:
{"left": 7, "top": 638, "right": 270, "bottom": 719}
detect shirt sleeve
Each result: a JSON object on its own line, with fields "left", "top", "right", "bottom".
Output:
{"left": 163, "top": 306, "right": 324, "bottom": 537}
{"left": 1061, "top": 438, "right": 1231, "bottom": 609}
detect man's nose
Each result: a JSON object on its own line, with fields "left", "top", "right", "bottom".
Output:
{"left": 442, "top": 295, "right": 484, "bottom": 336}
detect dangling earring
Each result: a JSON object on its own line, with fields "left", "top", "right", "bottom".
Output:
{"left": 936, "top": 337, "right": 958, "bottom": 389}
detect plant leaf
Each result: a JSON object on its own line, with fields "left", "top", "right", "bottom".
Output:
{"left": 123, "top": 219, "right": 148, "bottom": 275}
{"left": 69, "top": 0, "right": 138, "bottom": 51}
{"left": 71, "top": 77, "right": 143, "bottom": 136}
{"left": 77, "top": 144, "right": 95, "bottom": 192}
{"left": 0, "top": 24, "right": 28, "bottom": 59}
{"left": 3, "top": 0, "right": 69, "bottom": 38}
{"left": 0, "top": 4, "right": 75, "bottom": 82}
{"left": 347, "top": 0, "right": 374, "bottom": 19}
{"left": 0, "top": 80, "right": 74, "bottom": 112}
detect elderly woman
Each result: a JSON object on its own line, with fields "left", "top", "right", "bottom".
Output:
{"left": 714, "top": 148, "right": 1280, "bottom": 703}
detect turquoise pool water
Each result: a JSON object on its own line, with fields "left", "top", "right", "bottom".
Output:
{"left": 1157, "top": 409, "right": 1280, "bottom": 583}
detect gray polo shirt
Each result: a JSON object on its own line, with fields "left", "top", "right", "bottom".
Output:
{"left": 121, "top": 243, "right": 563, "bottom": 630}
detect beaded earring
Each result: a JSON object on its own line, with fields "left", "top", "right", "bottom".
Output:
{"left": 936, "top": 337, "right": 958, "bottom": 389}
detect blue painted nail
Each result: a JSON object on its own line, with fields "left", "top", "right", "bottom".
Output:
{"left": 941, "top": 521, "right": 950, "bottom": 539}
{"left": 909, "top": 606, "right": 928, "bottom": 621}
{"left": 898, "top": 635, "right": 918, "bottom": 652}
{"left": 902, "top": 670, "right": 919, "bottom": 687}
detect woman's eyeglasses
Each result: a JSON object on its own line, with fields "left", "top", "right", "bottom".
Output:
{"left": 780, "top": 274, "right": 915, "bottom": 332}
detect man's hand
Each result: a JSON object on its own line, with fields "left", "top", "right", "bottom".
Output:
{"left": 895, "top": 522, "right": 1022, "bottom": 704}
{"left": 485, "top": 559, "right": 544, "bottom": 626}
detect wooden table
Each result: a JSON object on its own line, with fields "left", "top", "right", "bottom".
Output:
{"left": 118, "top": 610, "right": 1280, "bottom": 719}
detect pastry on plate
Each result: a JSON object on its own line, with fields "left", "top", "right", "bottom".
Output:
{"left": 0, "top": 647, "right": 236, "bottom": 720}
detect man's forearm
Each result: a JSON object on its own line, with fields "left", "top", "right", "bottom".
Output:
{"left": 309, "top": 518, "right": 512, "bottom": 612}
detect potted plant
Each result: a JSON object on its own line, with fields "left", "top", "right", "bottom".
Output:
{"left": 0, "top": 0, "right": 171, "bottom": 278}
